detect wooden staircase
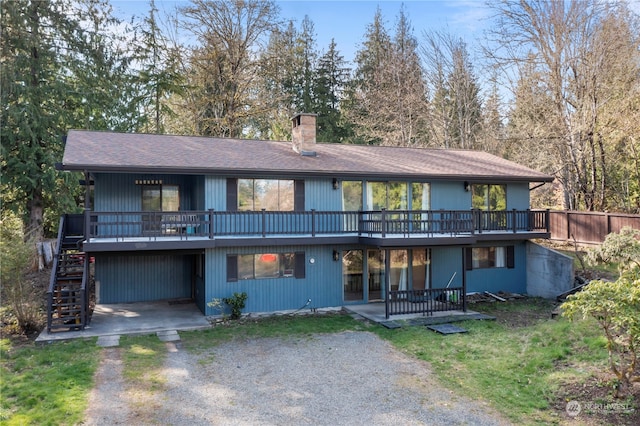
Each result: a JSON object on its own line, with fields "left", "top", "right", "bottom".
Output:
{"left": 47, "top": 214, "right": 91, "bottom": 332}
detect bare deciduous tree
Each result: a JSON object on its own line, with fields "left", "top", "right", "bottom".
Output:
{"left": 179, "top": 0, "right": 280, "bottom": 138}
{"left": 487, "top": 0, "right": 640, "bottom": 212}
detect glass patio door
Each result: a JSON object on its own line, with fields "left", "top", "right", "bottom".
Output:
{"left": 367, "top": 250, "right": 384, "bottom": 302}
{"left": 142, "top": 185, "right": 179, "bottom": 233}
{"left": 343, "top": 250, "right": 364, "bottom": 301}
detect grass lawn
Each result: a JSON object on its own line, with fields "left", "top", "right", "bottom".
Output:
{"left": 375, "top": 300, "right": 612, "bottom": 424}
{"left": 2, "top": 299, "right": 637, "bottom": 425}
{"left": 0, "top": 338, "right": 100, "bottom": 425}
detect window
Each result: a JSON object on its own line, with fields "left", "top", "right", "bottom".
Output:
{"left": 412, "top": 183, "right": 431, "bottom": 211}
{"left": 140, "top": 184, "right": 180, "bottom": 233}
{"left": 366, "top": 181, "right": 407, "bottom": 210}
{"left": 141, "top": 184, "right": 179, "bottom": 211}
{"left": 342, "top": 181, "right": 363, "bottom": 211}
{"left": 466, "top": 246, "right": 515, "bottom": 270}
{"left": 411, "top": 249, "right": 431, "bottom": 290}
{"left": 472, "top": 184, "right": 506, "bottom": 211}
{"left": 227, "top": 252, "right": 304, "bottom": 281}
{"left": 238, "top": 179, "right": 294, "bottom": 211}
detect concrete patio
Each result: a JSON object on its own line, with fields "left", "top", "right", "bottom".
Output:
{"left": 344, "top": 302, "right": 496, "bottom": 328}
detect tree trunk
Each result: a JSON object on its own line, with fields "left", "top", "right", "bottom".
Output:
{"left": 26, "top": 187, "right": 44, "bottom": 242}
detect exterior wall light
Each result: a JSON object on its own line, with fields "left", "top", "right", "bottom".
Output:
{"left": 332, "top": 178, "right": 339, "bottom": 190}
{"left": 333, "top": 250, "right": 340, "bottom": 261}
{"left": 464, "top": 181, "right": 470, "bottom": 192}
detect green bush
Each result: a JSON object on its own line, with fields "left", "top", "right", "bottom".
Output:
{"left": 563, "top": 227, "right": 640, "bottom": 398}
{"left": 562, "top": 270, "right": 640, "bottom": 397}
{"left": 585, "top": 226, "right": 640, "bottom": 273}
{"left": 223, "top": 292, "right": 248, "bottom": 320}
{"left": 0, "top": 213, "right": 43, "bottom": 333}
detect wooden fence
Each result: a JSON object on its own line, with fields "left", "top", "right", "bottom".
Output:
{"left": 548, "top": 210, "right": 640, "bottom": 244}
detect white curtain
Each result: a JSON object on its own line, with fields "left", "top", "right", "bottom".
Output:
{"left": 495, "top": 246, "right": 506, "bottom": 268}
{"left": 398, "top": 267, "right": 407, "bottom": 291}
{"left": 366, "top": 183, "right": 373, "bottom": 210}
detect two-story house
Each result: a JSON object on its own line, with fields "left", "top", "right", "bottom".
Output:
{"left": 48, "top": 114, "right": 554, "bottom": 331}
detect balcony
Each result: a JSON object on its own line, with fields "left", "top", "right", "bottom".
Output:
{"left": 77, "top": 209, "right": 550, "bottom": 252}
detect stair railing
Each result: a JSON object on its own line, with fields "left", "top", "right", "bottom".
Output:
{"left": 46, "top": 216, "right": 66, "bottom": 332}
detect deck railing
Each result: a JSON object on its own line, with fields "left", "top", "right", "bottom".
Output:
{"left": 85, "top": 209, "right": 549, "bottom": 241}
{"left": 385, "top": 287, "right": 466, "bottom": 319}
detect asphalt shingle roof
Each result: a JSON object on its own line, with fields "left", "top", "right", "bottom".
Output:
{"left": 62, "top": 130, "right": 553, "bottom": 182}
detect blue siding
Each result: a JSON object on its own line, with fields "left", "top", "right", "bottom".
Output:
{"left": 506, "top": 183, "right": 530, "bottom": 210}
{"left": 95, "top": 254, "right": 193, "bottom": 303}
{"left": 431, "top": 247, "right": 464, "bottom": 288}
{"left": 95, "top": 173, "right": 203, "bottom": 211}
{"left": 204, "top": 176, "right": 227, "bottom": 210}
{"left": 204, "top": 245, "right": 343, "bottom": 315}
{"left": 465, "top": 242, "right": 527, "bottom": 294}
{"left": 432, "top": 181, "right": 470, "bottom": 210}
{"left": 306, "top": 178, "right": 342, "bottom": 211}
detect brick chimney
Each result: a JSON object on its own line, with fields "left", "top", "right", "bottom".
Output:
{"left": 291, "top": 113, "right": 317, "bottom": 156}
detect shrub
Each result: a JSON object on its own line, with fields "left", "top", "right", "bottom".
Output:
{"left": 562, "top": 268, "right": 640, "bottom": 397}
{"left": 223, "top": 292, "right": 248, "bottom": 320}
{"left": 585, "top": 226, "right": 640, "bottom": 273}
{"left": 0, "top": 214, "right": 43, "bottom": 333}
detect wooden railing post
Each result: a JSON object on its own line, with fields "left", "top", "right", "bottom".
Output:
{"left": 512, "top": 209, "right": 517, "bottom": 233}
{"left": 381, "top": 208, "right": 387, "bottom": 237}
{"left": 208, "top": 209, "right": 215, "bottom": 239}
{"left": 311, "top": 209, "right": 316, "bottom": 237}
{"left": 84, "top": 210, "right": 91, "bottom": 240}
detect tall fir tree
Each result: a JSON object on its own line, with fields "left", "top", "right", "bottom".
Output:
{"left": 136, "top": 0, "right": 185, "bottom": 134}
{"left": 313, "top": 39, "right": 352, "bottom": 142}
{"left": 0, "top": 0, "right": 141, "bottom": 238}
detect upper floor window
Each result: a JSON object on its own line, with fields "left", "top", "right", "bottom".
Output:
{"left": 412, "top": 183, "right": 431, "bottom": 211}
{"left": 343, "top": 181, "right": 430, "bottom": 211}
{"left": 141, "top": 184, "right": 179, "bottom": 211}
{"left": 367, "top": 181, "right": 408, "bottom": 210}
{"left": 238, "top": 179, "right": 294, "bottom": 211}
{"left": 342, "top": 181, "right": 363, "bottom": 211}
{"left": 472, "top": 184, "right": 506, "bottom": 211}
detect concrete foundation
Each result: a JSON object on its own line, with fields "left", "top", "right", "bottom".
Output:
{"left": 526, "top": 242, "right": 574, "bottom": 299}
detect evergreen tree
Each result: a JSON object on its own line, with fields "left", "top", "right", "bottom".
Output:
{"left": 295, "top": 16, "right": 317, "bottom": 114}
{"left": 313, "top": 39, "right": 352, "bottom": 142}
{"left": 345, "top": 6, "right": 427, "bottom": 146}
{"left": 422, "top": 31, "right": 482, "bottom": 149}
{"left": 0, "top": 0, "right": 140, "bottom": 239}
{"left": 136, "top": 0, "right": 185, "bottom": 134}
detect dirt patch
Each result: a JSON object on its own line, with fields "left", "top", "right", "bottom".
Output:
{"left": 552, "top": 371, "right": 639, "bottom": 426}
{"left": 468, "top": 293, "right": 558, "bottom": 328}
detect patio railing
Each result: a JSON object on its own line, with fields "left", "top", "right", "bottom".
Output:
{"left": 385, "top": 288, "right": 466, "bottom": 319}
{"left": 84, "top": 209, "right": 549, "bottom": 241}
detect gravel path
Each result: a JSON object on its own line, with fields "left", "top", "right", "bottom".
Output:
{"left": 85, "top": 331, "right": 510, "bottom": 425}
{"left": 84, "top": 348, "right": 132, "bottom": 425}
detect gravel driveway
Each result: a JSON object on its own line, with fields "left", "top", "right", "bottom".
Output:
{"left": 85, "top": 331, "right": 510, "bottom": 425}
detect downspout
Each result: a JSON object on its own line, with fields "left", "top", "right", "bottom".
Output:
{"left": 384, "top": 249, "right": 391, "bottom": 319}
{"left": 462, "top": 247, "right": 467, "bottom": 313}
{"left": 84, "top": 170, "right": 90, "bottom": 242}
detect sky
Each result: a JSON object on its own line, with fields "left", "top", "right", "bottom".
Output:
{"left": 109, "top": 0, "right": 493, "bottom": 64}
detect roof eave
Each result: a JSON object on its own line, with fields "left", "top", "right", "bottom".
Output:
{"left": 61, "top": 163, "right": 554, "bottom": 183}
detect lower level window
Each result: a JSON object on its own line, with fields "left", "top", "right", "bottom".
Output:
{"left": 467, "top": 246, "right": 514, "bottom": 269}
{"left": 227, "top": 252, "right": 305, "bottom": 281}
